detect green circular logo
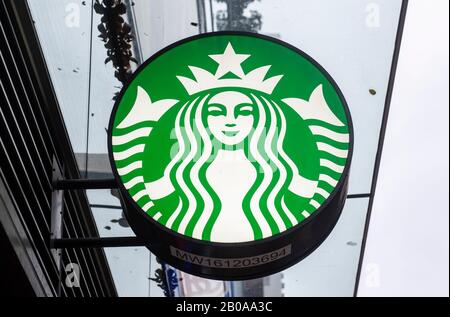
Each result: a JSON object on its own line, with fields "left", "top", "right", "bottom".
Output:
{"left": 110, "top": 33, "right": 350, "bottom": 244}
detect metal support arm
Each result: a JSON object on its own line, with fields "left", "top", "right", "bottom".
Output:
{"left": 51, "top": 237, "right": 146, "bottom": 249}
{"left": 53, "top": 178, "right": 117, "bottom": 190}
{"left": 49, "top": 189, "right": 371, "bottom": 249}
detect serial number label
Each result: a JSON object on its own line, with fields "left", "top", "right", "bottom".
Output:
{"left": 170, "top": 245, "right": 291, "bottom": 269}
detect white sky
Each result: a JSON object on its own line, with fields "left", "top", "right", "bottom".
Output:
{"left": 358, "top": 0, "right": 449, "bottom": 297}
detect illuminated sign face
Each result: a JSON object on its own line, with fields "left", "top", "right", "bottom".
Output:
{"left": 108, "top": 32, "right": 353, "bottom": 280}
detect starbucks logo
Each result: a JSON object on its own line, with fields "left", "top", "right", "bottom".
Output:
{"left": 109, "top": 33, "right": 352, "bottom": 260}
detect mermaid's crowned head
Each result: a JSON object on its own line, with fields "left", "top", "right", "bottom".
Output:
{"left": 175, "top": 42, "right": 285, "bottom": 148}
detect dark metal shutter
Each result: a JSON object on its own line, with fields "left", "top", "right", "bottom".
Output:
{"left": 0, "top": 0, "right": 117, "bottom": 297}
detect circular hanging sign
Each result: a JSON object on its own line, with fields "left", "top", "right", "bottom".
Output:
{"left": 108, "top": 32, "right": 353, "bottom": 280}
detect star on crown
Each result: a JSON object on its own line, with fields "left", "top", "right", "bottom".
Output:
{"left": 177, "top": 42, "right": 283, "bottom": 95}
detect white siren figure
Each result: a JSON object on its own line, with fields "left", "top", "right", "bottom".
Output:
{"left": 113, "top": 43, "right": 347, "bottom": 243}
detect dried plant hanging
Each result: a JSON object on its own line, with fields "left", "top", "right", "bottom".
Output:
{"left": 94, "top": 0, "right": 138, "bottom": 99}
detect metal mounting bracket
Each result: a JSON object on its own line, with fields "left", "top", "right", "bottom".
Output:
{"left": 50, "top": 158, "right": 64, "bottom": 267}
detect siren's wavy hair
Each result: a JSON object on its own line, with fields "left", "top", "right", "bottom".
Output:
{"left": 164, "top": 89, "right": 298, "bottom": 241}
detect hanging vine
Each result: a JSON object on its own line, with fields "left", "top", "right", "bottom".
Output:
{"left": 94, "top": 0, "right": 137, "bottom": 99}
